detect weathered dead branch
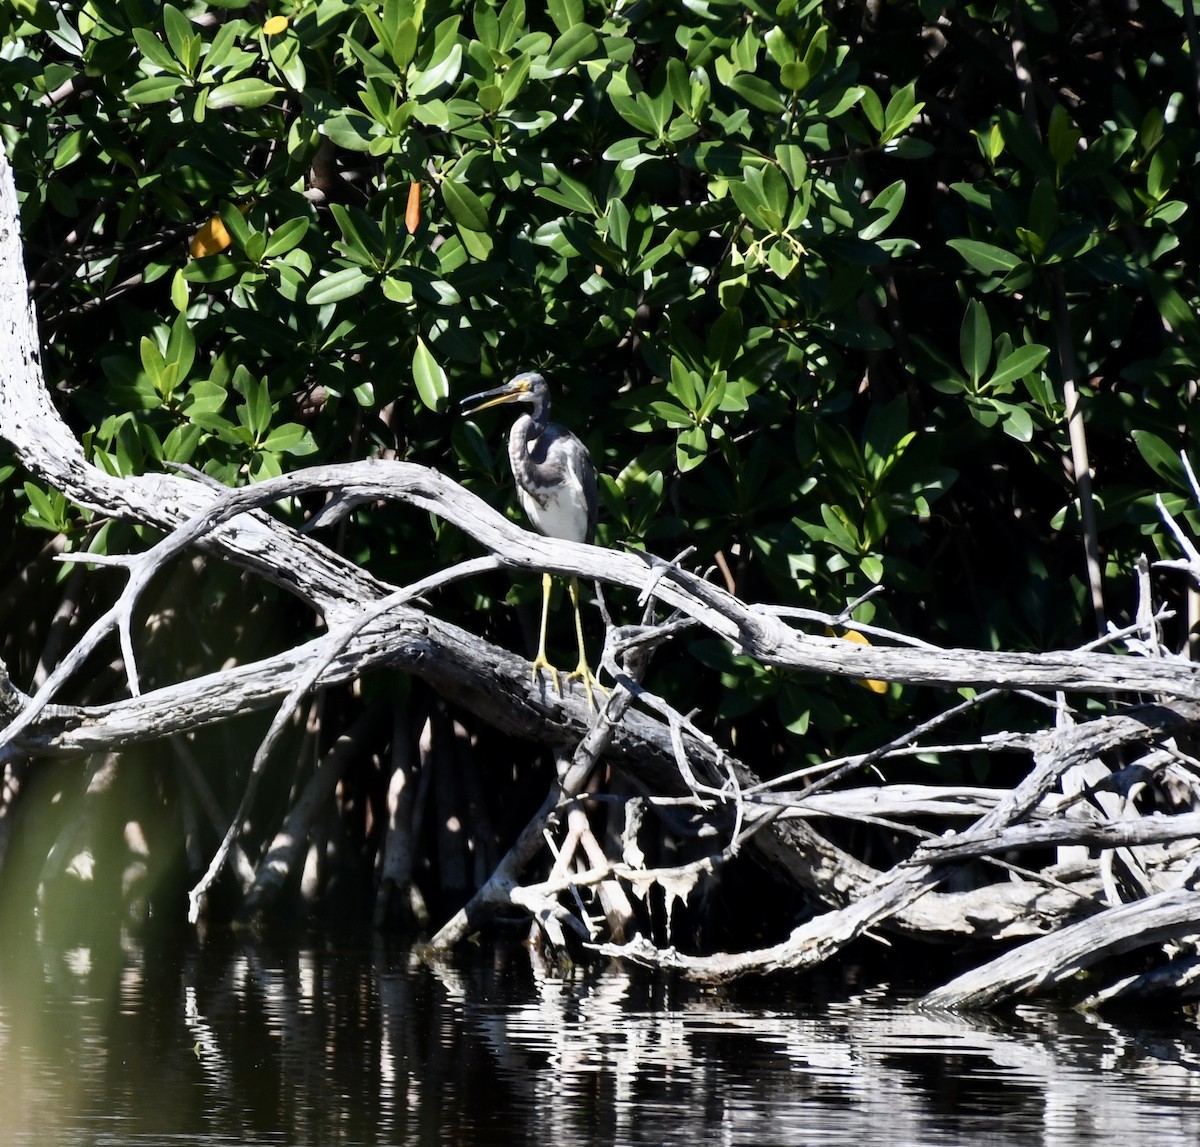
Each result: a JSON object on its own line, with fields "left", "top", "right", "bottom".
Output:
{"left": 921, "top": 882, "right": 1200, "bottom": 1010}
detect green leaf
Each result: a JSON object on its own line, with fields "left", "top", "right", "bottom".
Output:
{"left": 1047, "top": 104, "right": 1080, "bottom": 175}
{"left": 478, "top": 83, "right": 502, "bottom": 114}
{"left": 677, "top": 425, "right": 708, "bottom": 472}
{"left": 859, "top": 180, "right": 905, "bottom": 241}
{"left": 237, "top": 374, "right": 272, "bottom": 439}
{"left": 859, "top": 86, "right": 884, "bottom": 132}
{"left": 1132, "top": 430, "right": 1185, "bottom": 488}
{"left": 947, "top": 239, "right": 1023, "bottom": 275}
{"left": 217, "top": 202, "right": 254, "bottom": 250}
{"left": 322, "top": 112, "right": 380, "bottom": 152}
{"left": 305, "top": 267, "right": 370, "bottom": 304}
{"left": 330, "top": 202, "right": 385, "bottom": 264}
{"left": 392, "top": 17, "right": 418, "bottom": 69}
{"left": 759, "top": 163, "right": 789, "bottom": 221}
{"left": 140, "top": 336, "right": 167, "bottom": 393}
{"left": 382, "top": 277, "right": 414, "bottom": 304}
{"left": 668, "top": 356, "right": 701, "bottom": 409}
{"left": 163, "top": 4, "right": 192, "bottom": 65}
{"left": 535, "top": 173, "right": 596, "bottom": 216}
{"left": 182, "top": 257, "right": 239, "bottom": 284}
{"left": 251, "top": 451, "right": 284, "bottom": 481}
{"left": 207, "top": 78, "right": 281, "bottom": 109}
{"left": 133, "top": 27, "right": 180, "bottom": 74}
{"left": 262, "top": 423, "right": 314, "bottom": 453}
{"left": 1140, "top": 107, "right": 1165, "bottom": 154}
{"left": 1028, "top": 178, "right": 1058, "bottom": 243}
{"left": 182, "top": 380, "right": 228, "bottom": 415}
{"left": 166, "top": 312, "right": 196, "bottom": 382}
{"left": 960, "top": 300, "right": 991, "bottom": 388}
{"left": 409, "top": 42, "right": 462, "bottom": 96}
{"left": 729, "top": 174, "right": 772, "bottom": 231}
{"left": 501, "top": 53, "right": 531, "bottom": 104}
{"left": 802, "top": 24, "right": 829, "bottom": 79}
{"left": 412, "top": 336, "right": 449, "bottom": 412}
{"left": 126, "top": 76, "right": 185, "bottom": 104}
{"left": 12, "top": 0, "right": 54, "bottom": 29}
{"left": 164, "top": 422, "right": 204, "bottom": 464}
{"left": 170, "top": 269, "right": 189, "bottom": 313}
{"left": 881, "top": 81, "right": 922, "bottom": 143}
{"left": 819, "top": 503, "right": 861, "bottom": 554}
{"left": 22, "top": 481, "right": 52, "bottom": 522}
{"left": 441, "top": 177, "right": 489, "bottom": 232}
{"left": 778, "top": 684, "right": 811, "bottom": 735}
{"left": 1143, "top": 270, "right": 1200, "bottom": 342}
{"left": 543, "top": 24, "right": 597, "bottom": 76}
{"left": 547, "top": 0, "right": 583, "bottom": 32}
{"left": 727, "top": 74, "right": 785, "bottom": 114}
{"left": 986, "top": 344, "right": 1049, "bottom": 390}
{"left": 203, "top": 20, "right": 240, "bottom": 73}
{"left": 775, "top": 143, "right": 807, "bottom": 190}
{"left": 649, "top": 401, "right": 694, "bottom": 428}
{"left": 992, "top": 399, "right": 1034, "bottom": 442}
{"left": 1148, "top": 141, "right": 1179, "bottom": 203}
{"left": 779, "top": 60, "right": 810, "bottom": 93}
{"left": 264, "top": 216, "right": 310, "bottom": 259}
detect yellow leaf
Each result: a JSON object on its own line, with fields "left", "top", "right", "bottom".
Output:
{"left": 189, "top": 215, "right": 232, "bottom": 258}
{"left": 263, "top": 15, "right": 290, "bottom": 35}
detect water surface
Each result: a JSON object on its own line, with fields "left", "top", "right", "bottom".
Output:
{"left": 2, "top": 925, "right": 1199, "bottom": 1145}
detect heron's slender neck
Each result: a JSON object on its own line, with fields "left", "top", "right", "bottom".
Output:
{"left": 526, "top": 392, "right": 550, "bottom": 433}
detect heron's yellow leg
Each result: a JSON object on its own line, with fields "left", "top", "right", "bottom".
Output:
{"left": 530, "top": 570, "right": 561, "bottom": 694}
{"left": 564, "top": 576, "right": 606, "bottom": 710}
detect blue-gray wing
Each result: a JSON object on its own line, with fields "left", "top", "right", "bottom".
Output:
{"left": 573, "top": 438, "right": 599, "bottom": 544}
{"left": 520, "top": 422, "right": 598, "bottom": 544}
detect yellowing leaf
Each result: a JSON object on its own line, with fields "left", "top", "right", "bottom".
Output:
{"left": 189, "top": 215, "right": 232, "bottom": 258}
{"left": 263, "top": 14, "right": 289, "bottom": 35}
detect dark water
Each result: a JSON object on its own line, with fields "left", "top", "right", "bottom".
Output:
{"left": 2, "top": 924, "right": 1200, "bottom": 1146}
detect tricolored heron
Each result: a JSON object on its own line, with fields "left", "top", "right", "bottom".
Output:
{"left": 461, "top": 372, "right": 602, "bottom": 704}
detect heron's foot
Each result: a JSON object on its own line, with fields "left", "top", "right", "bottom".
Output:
{"left": 565, "top": 659, "right": 607, "bottom": 711}
{"left": 530, "top": 651, "right": 562, "bottom": 696}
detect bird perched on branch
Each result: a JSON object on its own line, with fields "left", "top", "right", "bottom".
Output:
{"left": 461, "top": 372, "right": 602, "bottom": 704}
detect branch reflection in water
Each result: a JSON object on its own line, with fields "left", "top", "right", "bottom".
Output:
{"left": 1, "top": 930, "right": 1200, "bottom": 1145}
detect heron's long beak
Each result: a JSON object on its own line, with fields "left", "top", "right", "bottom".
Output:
{"left": 460, "top": 379, "right": 529, "bottom": 415}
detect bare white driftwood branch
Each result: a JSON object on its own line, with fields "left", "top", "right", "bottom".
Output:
{"left": 909, "top": 809, "right": 1200, "bottom": 863}
{"left": 920, "top": 882, "right": 1200, "bottom": 1010}
{"left": 9, "top": 459, "right": 1200, "bottom": 723}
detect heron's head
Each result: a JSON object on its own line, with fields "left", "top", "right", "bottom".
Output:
{"left": 460, "top": 372, "right": 548, "bottom": 416}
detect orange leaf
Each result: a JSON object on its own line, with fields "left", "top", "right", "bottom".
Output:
{"left": 189, "top": 215, "right": 232, "bottom": 258}
{"left": 405, "top": 181, "right": 421, "bottom": 235}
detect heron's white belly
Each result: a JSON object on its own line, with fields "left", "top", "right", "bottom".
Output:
{"left": 518, "top": 475, "right": 590, "bottom": 543}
